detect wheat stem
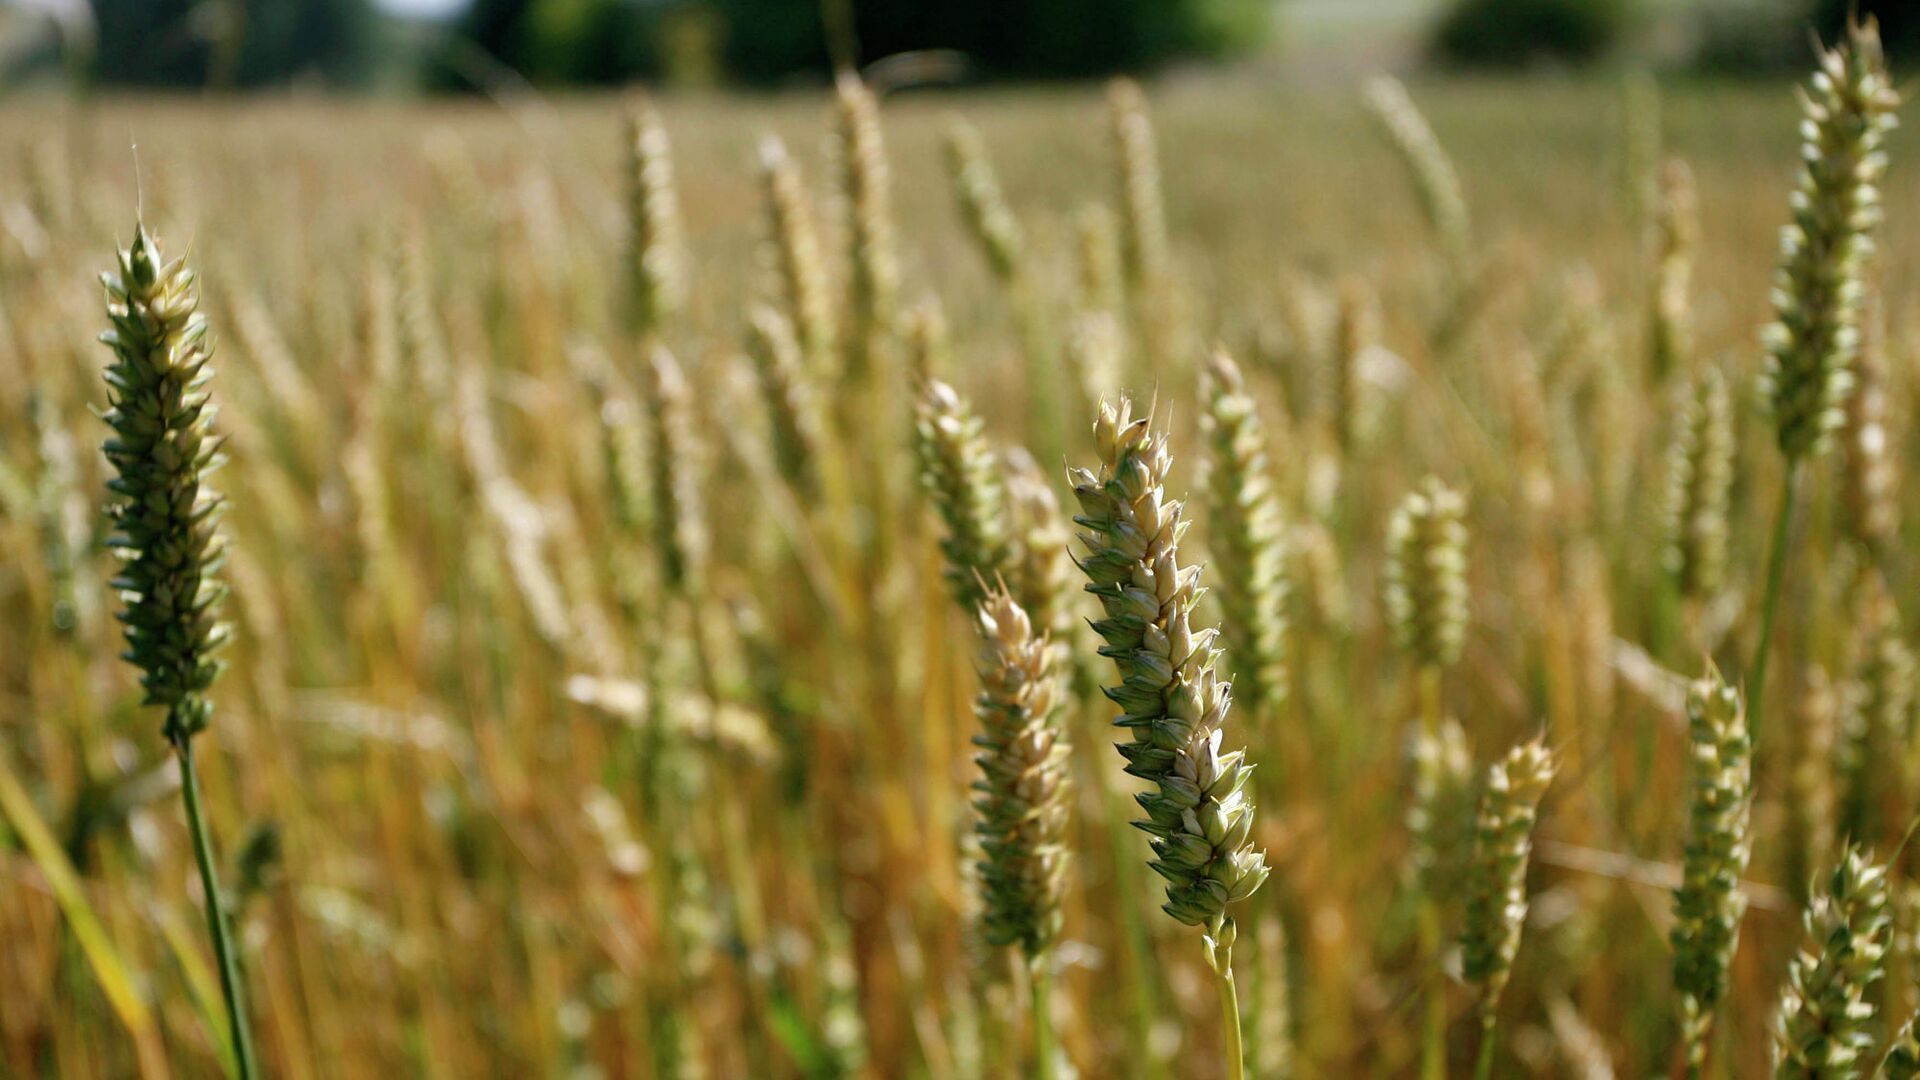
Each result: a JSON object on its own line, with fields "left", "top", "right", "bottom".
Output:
{"left": 1471, "top": 1016, "right": 1496, "bottom": 1080}
{"left": 1029, "top": 961, "right": 1058, "bottom": 1080}
{"left": 1747, "top": 461, "right": 1799, "bottom": 741}
{"left": 1210, "top": 934, "right": 1247, "bottom": 1080}
{"left": 176, "top": 728, "right": 260, "bottom": 1080}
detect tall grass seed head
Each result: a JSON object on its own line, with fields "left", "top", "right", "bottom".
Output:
{"left": 99, "top": 224, "right": 233, "bottom": 742}
{"left": 1385, "top": 476, "right": 1469, "bottom": 671}
{"left": 1760, "top": 18, "right": 1899, "bottom": 461}
{"left": 1662, "top": 364, "right": 1734, "bottom": 601}
{"left": 1772, "top": 845, "right": 1892, "bottom": 1076}
{"left": 1071, "top": 398, "right": 1270, "bottom": 931}
{"left": 1200, "top": 347, "right": 1289, "bottom": 722}
{"left": 1460, "top": 738, "right": 1555, "bottom": 1014}
{"left": 914, "top": 377, "right": 1012, "bottom": 613}
{"left": 970, "top": 586, "right": 1072, "bottom": 957}
{"left": 1671, "top": 664, "right": 1753, "bottom": 1060}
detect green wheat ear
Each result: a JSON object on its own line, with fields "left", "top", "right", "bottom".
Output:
{"left": 1772, "top": 844, "right": 1891, "bottom": 1076}
{"left": 1760, "top": 16, "right": 1899, "bottom": 462}
{"left": 100, "top": 223, "right": 233, "bottom": 743}
{"left": 1070, "top": 397, "right": 1270, "bottom": 932}
{"left": 100, "top": 222, "right": 259, "bottom": 1079}
{"left": 1671, "top": 663, "right": 1753, "bottom": 1071}
{"left": 1460, "top": 738, "right": 1554, "bottom": 1018}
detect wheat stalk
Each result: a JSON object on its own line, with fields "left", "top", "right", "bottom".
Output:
{"left": 1364, "top": 75, "right": 1470, "bottom": 269}
{"left": 1661, "top": 364, "right": 1734, "bottom": 605}
{"left": 1200, "top": 347, "right": 1289, "bottom": 746}
{"left": 1749, "top": 17, "right": 1900, "bottom": 743}
{"left": 626, "top": 99, "right": 685, "bottom": 339}
{"left": 1071, "top": 397, "right": 1269, "bottom": 1080}
{"left": 1108, "top": 79, "right": 1168, "bottom": 297}
{"left": 1386, "top": 476, "right": 1469, "bottom": 676}
{"left": 99, "top": 223, "right": 258, "bottom": 1079}
{"left": 1671, "top": 663, "right": 1753, "bottom": 1076}
{"left": 1649, "top": 158, "right": 1698, "bottom": 383}
{"left": 946, "top": 120, "right": 1025, "bottom": 285}
{"left": 836, "top": 73, "right": 899, "bottom": 384}
{"left": 1835, "top": 580, "right": 1913, "bottom": 852}
{"left": 758, "top": 135, "right": 836, "bottom": 377}
{"left": 1837, "top": 293, "right": 1898, "bottom": 559}
{"left": 745, "top": 304, "right": 823, "bottom": 500}
{"left": 914, "top": 377, "right": 1012, "bottom": 613}
{"left": 644, "top": 345, "right": 708, "bottom": 599}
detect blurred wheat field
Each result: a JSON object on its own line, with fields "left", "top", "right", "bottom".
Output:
{"left": 5, "top": 58, "right": 1920, "bottom": 1079}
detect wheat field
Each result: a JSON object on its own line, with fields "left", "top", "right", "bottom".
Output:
{"left": 4, "top": 33, "right": 1920, "bottom": 1079}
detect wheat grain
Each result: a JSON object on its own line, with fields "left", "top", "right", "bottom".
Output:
{"left": 1108, "top": 79, "right": 1168, "bottom": 297}
{"left": 1837, "top": 294, "right": 1898, "bottom": 557}
{"left": 1835, "top": 579, "right": 1913, "bottom": 852}
{"left": 1649, "top": 158, "right": 1698, "bottom": 383}
{"left": 1365, "top": 76, "right": 1470, "bottom": 268}
{"left": 914, "top": 377, "right": 1012, "bottom": 612}
{"left": 1760, "top": 18, "right": 1899, "bottom": 462}
{"left": 758, "top": 135, "right": 837, "bottom": 376}
{"left": 626, "top": 99, "right": 685, "bottom": 339}
{"left": 1201, "top": 347, "right": 1289, "bottom": 731}
{"left": 1772, "top": 845, "right": 1891, "bottom": 1077}
{"left": 836, "top": 73, "right": 899, "bottom": 383}
{"left": 1671, "top": 663, "right": 1753, "bottom": 1073}
{"left": 969, "top": 586, "right": 1072, "bottom": 959}
{"left": 1386, "top": 477, "right": 1469, "bottom": 672}
{"left": 1461, "top": 738, "right": 1554, "bottom": 1026}
{"left": 946, "top": 120, "right": 1024, "bottom": 285}
{"left": 1661, "top": 364, "right": 1734, "bottom": 603}
{"left": 745, "top": 304, "right": 823, "bottom": 499}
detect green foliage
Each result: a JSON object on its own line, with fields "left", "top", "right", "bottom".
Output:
{"left": 89, "top": 0, "right": 378, "bottom": 88}
{"left": 430, "top": 0, "right": 663, "bottom": 88}
{"left": 1432, "top": 0, "right": 1636, "bottom": 68}
{"left": 711, "top": 0, "right": 1269, "bottom": 83}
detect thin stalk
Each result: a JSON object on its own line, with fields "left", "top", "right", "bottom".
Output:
{"left": 1747, "top": 461, "right": 1802, "bottom": 741}
{"left": 1418, "top": 662, "right": 1447, "bottom": 1080}
{"left": 174, "top": 726, "right": 260, "bottom": 1080}
{"left": 1029, "top": 958, "right": 1058, "bottom": 1080}
{"left": 1419, "top": 908, "right": 1447, "bottom": 1080}
{"left": 1472, "top": 1016, "right": 1496, "bottom": 1080}
{"left": 1212, "top": 938, "right": 1246, "bottom": 1080}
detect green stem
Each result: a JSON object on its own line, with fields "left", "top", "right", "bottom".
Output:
{"left": 1029, "top": 957, "right": 1058, "bottom": 1080}
{"left": 1472, "top": 1015, "right": 1496, "bottom": 1080}
{"left": 174, "top": 730, "right": 260, "bottom": 1080}
{"left": 1418, "top": 664, "right": 1447, "bottom": 1080}
{"left": 1211, "top": 934, "right": 1246, "bottom": 1080}
{"left": 1418, "top": 664, "right": 1442, "bottom": 738}
{"left": 1419, "top": 905, "right": 1447, "bottom": 1080}
{"left": 1746, "top": 460, "right": 1802, "bottom": 742}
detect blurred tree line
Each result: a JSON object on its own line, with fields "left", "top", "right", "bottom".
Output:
{"left": 427, "top": 0, "right": 1269, "bottom": 88}
{"left": 9, "top": 0, "right": 1914, "bottom": 90}
{"left": 87, "top": 0, "right": 379, "bottom": 88}
{"left": 1432, "top": 0, "right": 1918, "bottom": 69}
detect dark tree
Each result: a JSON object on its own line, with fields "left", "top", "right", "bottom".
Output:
{"left": 89, "top": 0, "right": 378, "bottom": 89}
{"left": 1431, "top": 0, "right": 1636, "bottom": 68}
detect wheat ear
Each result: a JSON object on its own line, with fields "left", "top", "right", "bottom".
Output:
{"left": 1461, "top": 738, "right": 1555, "bottom": 1079}
{"left": 100, "top": 224, "right": 258, "bottom": 1079}
{"left": 1071, "top": 397, "right": 1269, "bottom": 1079}
{"left": 1772, "top": 845, "right": 1891, "bottom": 1077}
{"left": 1749, "top": 18, "right": 1900, "bottom": 743}
{"left": 1671, "top": 664, "right": 1753, "bottom": 1076}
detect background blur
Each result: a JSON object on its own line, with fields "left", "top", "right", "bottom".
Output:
{"left": 0, "top": 0, "right": 1917, "bottom": 94}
